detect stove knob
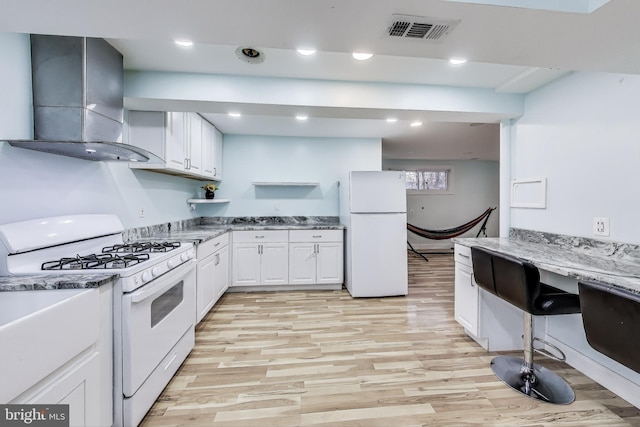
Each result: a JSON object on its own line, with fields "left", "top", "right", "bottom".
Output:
{"left": 167, "top": 258, "right": 178, "bottom": 269}
{"left": 142, "top": 270, "right": 153, "bottom": 282}
{"left": 180, "top": 252, "right": 190, "bottom": 262}
{"left": 152, "top": 266, "right": 161, "bottom": 277}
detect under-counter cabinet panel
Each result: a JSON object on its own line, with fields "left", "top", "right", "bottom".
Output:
{"left": 289, "top": 230, "right": 343, "bottom": 285}
{"left": 453, "top": 243, "right": 524, "bottom": 352}
{"left": 454, "top": 260, "right": 479, "bottom": 334}
{"left": 196, "top": 233, "right": 229, "bottom": 323}
{"left": 232, "top": 230, "right": 289, "bottom": 287}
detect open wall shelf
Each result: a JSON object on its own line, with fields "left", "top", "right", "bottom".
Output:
{"left": 187, "top": 199, "right": 230, "bottom": 210}
{"left": 252, "top": 182, "right": 319, "bottom": 187}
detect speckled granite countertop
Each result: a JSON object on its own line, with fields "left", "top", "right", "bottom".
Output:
{"left": 453, "top": 228, "right": 640, "bottom": 294}
{"left": 0, "top": 273, "right": 118, "bottom": 292}
{"left": 0, "top": 217, "right": 343, "bottom": 292}
{"left": 126, "top": 216, "right": 345, "bottom": 245}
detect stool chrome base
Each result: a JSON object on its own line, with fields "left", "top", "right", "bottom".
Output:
{"left": 491, "top": 356, "right": 575, "bottom": 404}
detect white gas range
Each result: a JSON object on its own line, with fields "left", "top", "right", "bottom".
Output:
{"left": 0, "top": 214, "right": 197, "bottom": 427}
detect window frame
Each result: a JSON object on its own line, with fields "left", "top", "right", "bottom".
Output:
{"left": 398, "top": 166, "right": 455, "bottom": 195}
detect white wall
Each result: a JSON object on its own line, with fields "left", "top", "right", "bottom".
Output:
{"left": 0, "top": 33, "right": 206, "bottom": 227}
{"left": 510, "top": 71, "right": 640, "bottom": 244}
{"left": 217, "top": 135, "right": 381, "bottom": 217}
{"left": 0, "top": 33, "right": 382, "bottom": 226}
{"left": 383, "top": 159, "right": 500, "bottom": 249}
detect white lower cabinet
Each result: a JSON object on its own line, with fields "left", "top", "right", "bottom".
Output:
{"left": 26, "top": 353, "right": 101, "bottom": 427}
{"left": 454, "top": 258, "right": 479, "bottom": 335}
{"left": 10, "top": 284, "right": 113, "bottom": 427}
{"left": 196, "top": 233, "right": 230, "bottom": 323}
{"left": 289, "top": 230, "right": 343, "bottom": 285}
{"left": 453, "top": 243, "right": 524, "bottom": 351}
{"left": 231, "top": 230, "right": 289, "bottom": 287}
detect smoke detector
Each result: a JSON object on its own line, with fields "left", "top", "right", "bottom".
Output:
{"left": 385, "top": 14, "right": 460, "bottom": 42}
{"left": 235, "top": 46, "right": 265, "bottom": 64}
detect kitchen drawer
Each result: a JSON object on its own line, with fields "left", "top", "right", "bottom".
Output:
{"left": 289, "top": 229, "right": 343, "bottom": 243}
{"left": 197, "top": 233, "right": 229, "bottom": 258}
{"left": 233, "top": 230, "right": 289, "bottom": 243}
{"left": 454, "top": 244, "right": 472, "bottom": 267}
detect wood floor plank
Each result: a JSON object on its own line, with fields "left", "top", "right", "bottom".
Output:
{"left": 140, "top": 253, "right": 640, "bottom": 427}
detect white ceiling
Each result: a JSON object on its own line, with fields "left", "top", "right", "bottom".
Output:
{"left": 3, "top": 0, "right": 640, "bottom": 161}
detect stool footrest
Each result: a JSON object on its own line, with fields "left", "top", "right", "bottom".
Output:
{"left": 533, "top": 337, "right": 567, "bottom": 362}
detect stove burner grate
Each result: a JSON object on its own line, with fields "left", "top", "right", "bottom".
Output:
{"left": 41, "top": 253, "right": 151, "bottom": 270}
{"left": 102, "top": 241, "right": 181, "bottom": 254}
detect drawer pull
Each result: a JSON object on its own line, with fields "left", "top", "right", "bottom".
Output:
{"left": 214, "top": 242, "right": 220, "bottom": 246}
{"left": 255, "top": 236, "right": 265, "bottom": 239}
{"left": 313, "top": 235, "right": 322, "bottom": 238}
{"left": 457, "top": 252, "right": 470, "bottom": 258}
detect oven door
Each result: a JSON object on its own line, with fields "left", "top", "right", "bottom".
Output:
{"left": 121, "top": 259, "right": 196, "bottom": 397}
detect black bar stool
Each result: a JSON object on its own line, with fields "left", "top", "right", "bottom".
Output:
{"left": 471, "top": 246, "right": 581, "bottom": 404}
{"left": 578, "top": 280, "right": 640, "bottom": 374}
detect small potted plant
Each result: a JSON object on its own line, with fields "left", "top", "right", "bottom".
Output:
{"left": 202, "top": 183, "right": 218, "bottom": 199}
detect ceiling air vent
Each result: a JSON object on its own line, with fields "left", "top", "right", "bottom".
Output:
{"left": 385, "top": 14, "right": 460, "bottom": 41}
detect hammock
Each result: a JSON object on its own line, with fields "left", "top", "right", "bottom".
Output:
{"left": 408, "top": 207, "right": 495, "bottom": 241}
{"left": 407, "top": 207, "right": 495, "bottom": 262}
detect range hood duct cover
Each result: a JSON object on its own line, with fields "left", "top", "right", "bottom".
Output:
{"left": 9, "top": 35, "right": 160, "bottom": 162}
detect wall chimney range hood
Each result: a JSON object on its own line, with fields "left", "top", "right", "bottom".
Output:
{"left": 9, "top": 35, "right": 161, "bottom": 162}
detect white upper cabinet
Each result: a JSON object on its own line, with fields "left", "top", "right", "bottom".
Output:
{"left": 201, "top": 119, "right": 223, "bottom": 180}
{"left": 165, "top": 112, "right": 187, "bottom": 171}
{"left": 127, "top": 110, "right": 223, "bottom": 181}
{"left": 186, "top": 113, "right": 203, "bottom": 176}
{"left": 212, "top": 125, "right": 223, "bottom": 180}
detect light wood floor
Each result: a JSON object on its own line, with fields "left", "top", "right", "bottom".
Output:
{"left": 141, "top": 253, "right": 640, "bottom": 426}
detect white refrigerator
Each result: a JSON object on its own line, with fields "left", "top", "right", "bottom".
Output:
{"left": 342, "top": 171, "right": 408, "bottom": 297}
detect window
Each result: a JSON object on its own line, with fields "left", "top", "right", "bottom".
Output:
{"left": 404, "top": 168, "right": 453, "bottom": 194}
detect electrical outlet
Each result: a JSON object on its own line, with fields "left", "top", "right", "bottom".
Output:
{"left": 593, "top": 217, "right": 610, "bottom": 237}
{"left": 138, "top": 207, "right": 145, "bottom": 218}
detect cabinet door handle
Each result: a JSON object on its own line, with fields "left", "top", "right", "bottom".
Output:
{"left": 215, "top": 253, "right": 220, "bottom": 265}
{"left": 255, "top": 235, "right": 265, "bottom": 239}
{"left": 214, "top": 167, "right": 217, "bottom": 176}
{"left": 313, "top": 235, "right": 322, "bottom": 239}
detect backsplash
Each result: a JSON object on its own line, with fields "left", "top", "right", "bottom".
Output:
{"left": 123, "top": 216, "right": 340, "bottom": 242}
{"left": 509, "top": 228, "right": 640, "bottom": 263}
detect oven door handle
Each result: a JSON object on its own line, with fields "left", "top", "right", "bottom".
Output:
{"left": 130, "top": 259, "right": 196, "bottom": 304}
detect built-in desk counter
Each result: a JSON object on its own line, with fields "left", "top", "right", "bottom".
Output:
{"left": 453, "top": 229, "right": 640, "bottom": 409}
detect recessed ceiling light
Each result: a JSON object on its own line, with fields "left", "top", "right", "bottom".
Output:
{"left": 449, "top": 57, "right": 467, "bottom": 65}
{"left": 410, "top": 121, "right": 423, "bottom": 127}
{"left": 295, "top": 115, "right": 308, "bottom": 121}
{"left": 297, "top": 48, "right": 316, "bottom": 56}
{"left": 228, "top": 112, "right": 241, "bottom": 118}
{"left": 352, "top": 52, "right": 373, "bottom": 61}
{"left": 174, "top": 40, "right": 193, "bottom": 47}
{"left": 386, "top": 118, "right": 398, "bottom": 123}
